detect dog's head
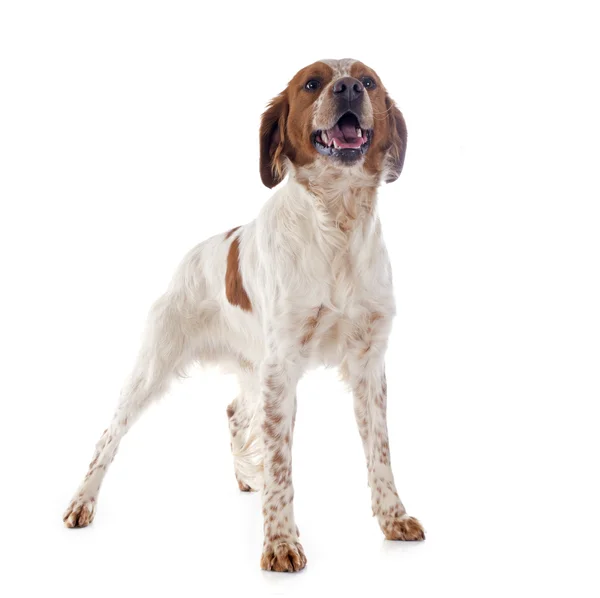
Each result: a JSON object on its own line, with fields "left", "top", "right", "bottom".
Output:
{"left": 260, "top": 58, "right": 406, "bottom": 188}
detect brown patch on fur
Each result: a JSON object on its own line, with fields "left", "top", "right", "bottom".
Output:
{"left": 272, "top": 449, "right": 285, "bottom": 465}
{"left": 237, "top": 478, "right": 253, "bottom": 492}
{"left": 262, "top": 418, "right": 279, "bottom": 440}
{"left": 300, "top": 305, "right": 326, "bottom": 346}
{"left": 225, "top": 226, "right": 241, "bottom": 239}
{"left": 225, "top": 237, "right": 252, "bottom": 312}
{"left": 259, "top": 62, "right": 335, "bottom": 188}
{"left": 226, "top": 403, "right": 235, "bottom": 419}
{"left": 265, "top": 374, "right": 285, "bottom": 395}
{"left": 347, "top": 61, "right": 407, "bottom": 183}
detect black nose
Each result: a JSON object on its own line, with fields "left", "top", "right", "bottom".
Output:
{"left": 332, "top": 77, "right": 364, "bottom": 102}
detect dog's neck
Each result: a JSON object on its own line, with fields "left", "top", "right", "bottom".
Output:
{"left": 290, "top": 160, "right": 381, "bottom": 233}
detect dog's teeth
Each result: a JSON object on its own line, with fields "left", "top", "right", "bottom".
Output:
{"left": 356, "top": 128, "right": 362, "bottom": 137}
{"left": 332, "top": 139, "right": 340, "bottom": 148}
{"left": 321, "top": 131, "right": 328, "bottom": 145}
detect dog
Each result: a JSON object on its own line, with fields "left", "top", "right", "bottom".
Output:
{"left": 63, "top": 58, "right": 425, "bottom": 572}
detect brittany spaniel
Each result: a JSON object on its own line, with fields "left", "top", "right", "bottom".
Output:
{"left": 63, "top": 58, "right": 425, "bottom": 572}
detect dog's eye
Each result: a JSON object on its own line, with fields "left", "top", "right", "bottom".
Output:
{"left": 362, "top": 76, "right": 376, "bottom": 90}
{"left": 305, "top": 79, "right": 321, "bottom": 91}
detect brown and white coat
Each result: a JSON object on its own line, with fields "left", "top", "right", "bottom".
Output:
{"left": 63, "top": 58, "right": 424, "bottom": 572}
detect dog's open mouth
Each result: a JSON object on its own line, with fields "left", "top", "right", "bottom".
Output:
{"left": 312, "top": 112, "right": 372, "bottom": 162}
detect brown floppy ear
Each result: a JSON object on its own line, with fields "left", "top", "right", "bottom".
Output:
{"left": 384, "top": 96, "right": 408, "bottom": 183}
{"left": 259, "top": 92, "right": 289, "bottom": 188}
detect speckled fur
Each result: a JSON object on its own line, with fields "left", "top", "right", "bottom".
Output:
{"left": 63, "top": 58, "right": 423, "bottom": 571}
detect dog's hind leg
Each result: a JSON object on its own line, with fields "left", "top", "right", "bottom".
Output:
{"left": 63, "top": 292, "right": 218, "bottom": 528}
{"left": 226, "top": 369, "right": 263, "bottom": 492}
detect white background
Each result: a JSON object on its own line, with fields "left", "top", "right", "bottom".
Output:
{"left": 1, "top": 1, "right": 599, "bottom": 596}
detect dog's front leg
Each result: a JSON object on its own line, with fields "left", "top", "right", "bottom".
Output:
{"left": 258, "top": 348, "right": 306, "bottom": 573}
{"left": 343, "top": 313, "right": 425, "bottom": 542}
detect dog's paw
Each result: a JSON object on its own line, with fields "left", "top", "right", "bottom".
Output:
{"left": 381, "top": 514, "right": 425, "bottom": 541}
{"left": 63, "top": 497, "right": 96, "bottom": 528}
{"left": 260, "top": 541, "right": 307, "bottom": 572}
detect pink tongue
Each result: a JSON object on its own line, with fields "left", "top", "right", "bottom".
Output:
{"left": 340, "top": 121, "right": 358, "bottom": 140}
{"left": 327, "top": 122, "right": 364, "bottom": 149}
